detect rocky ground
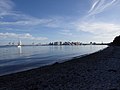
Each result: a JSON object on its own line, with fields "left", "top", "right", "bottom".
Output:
{"left": 0, "top": 46, "right": 120, "bottom": 90}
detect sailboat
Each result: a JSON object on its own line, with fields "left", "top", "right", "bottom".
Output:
{"left": 18, "top": 40, "right": 22, "bottom": 48}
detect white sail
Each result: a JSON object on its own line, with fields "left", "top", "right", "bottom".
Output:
{"left": 18, "top": 40, "right": 22, "bottom": 48}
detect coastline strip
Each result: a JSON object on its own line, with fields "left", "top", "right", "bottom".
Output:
{"left": 0, "top": 46, "right": 120, "bottom": 90}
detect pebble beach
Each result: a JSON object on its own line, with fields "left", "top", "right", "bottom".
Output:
{"left": 0, "top": 46, "right": 120, "bottom": 90}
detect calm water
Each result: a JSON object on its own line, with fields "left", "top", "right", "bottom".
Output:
{"left": 0, "top": 45, "right": 107, "bottom": 75}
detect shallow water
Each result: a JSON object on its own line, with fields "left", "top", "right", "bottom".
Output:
{"left": 0, "top": 45, "right": 107, "bottom": 75}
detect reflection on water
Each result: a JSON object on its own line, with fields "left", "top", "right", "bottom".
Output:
{"left": 0, "top": 45, "right": 107, "bottom": 75}
{"left": 0, "top": 45, "right": 107, "bottom": 61}
{"left": 18, "top": 46, "right": 22, "bottom": 54}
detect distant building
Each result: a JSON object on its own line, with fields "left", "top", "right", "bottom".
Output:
{"left": 59, "top": 41, "right": 62, "bottom": 45}
{"left": 12, "top": 42, "right": 14, "bottom": 45}
{"left": 36, "top": 43, "right": 41, "bottom": 46}
{"left": 72, "top": 42, "right": 81, "bottom": 45}
{"left": 49, "top": 42, "right": 54, "bottom": 45}
{"left": 54, "top": 42, "right": 62, "bottom": 45}
{"left": 63, "top": 42, "right": 71, "bottom": 45}
{"left": 48, "top": 41, "right": 82, "bottom": 46}
{"left": 90, "top": 42, "right": 92, "bottom": 45}
{"left": 8, "top": 42, "right": 11, "bottom": 45}
{"left": 93, "top": 42, "right": 96, "bottom": 45}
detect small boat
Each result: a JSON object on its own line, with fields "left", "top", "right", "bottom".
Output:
{"left": 18, "top": 40, "right": 22, "bottom": 48}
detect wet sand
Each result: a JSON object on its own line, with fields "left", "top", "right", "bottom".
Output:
{"left": 0, "top": 46, "right": 120, "bottom": 90}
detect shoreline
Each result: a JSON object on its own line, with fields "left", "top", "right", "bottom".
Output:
{"left": 0, "top": 45, "right": 106, "bottom": 76}
{"left": 0, "top": 46, "right": 120, "bottom": 89}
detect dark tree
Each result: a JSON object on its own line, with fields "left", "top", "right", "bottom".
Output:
{"left": 110, "top": 35, "right": 120, "bottom": 46}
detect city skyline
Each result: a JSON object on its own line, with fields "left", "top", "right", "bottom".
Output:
{"left": 0, "top": 0, "right": 120, "bottom": 45}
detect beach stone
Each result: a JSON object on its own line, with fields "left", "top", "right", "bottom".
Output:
{"left": 1, "top": 47, "right": 120, "bottom": 90}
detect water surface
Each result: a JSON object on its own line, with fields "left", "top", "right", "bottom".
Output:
{"left": 0, "top": 45, "right": 107, "bottom": 75}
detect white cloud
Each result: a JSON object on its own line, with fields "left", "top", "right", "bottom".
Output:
{"left": 0, "top": 33, "right": 48, "bottom": 40}
{"left": 0, "top": 0, "right": 119, "bottom": 43}
{"left": 0, "top": 0, "right": 14, "bottom": 17}
{"left": 0, "top": 0, "right": 61, "bottom": 27}
{"left": 76, "top": 0, "right": 120, "bottom": 42}
{"left": 75, "top": 21, "right": 120, "bottom": 42}
{"left": 0, "top": 18, "right": 53, "bottom": 26}
{"left": 88, "top": 0, "right": 119, "bottom": 16}
{"left": 60, "top": 32, "right": 73, "bottom": 36}
{"left": 0, "top": 0, "right": 73, "bottom": 30}
{"left": 77, "top": 22, "right": 120, "bottom": 33}
{"left": 59, "top": 29, "right": 73, "bottom": 36}
{"left": 0, "top": 12, "right": 66, "bottom": 28}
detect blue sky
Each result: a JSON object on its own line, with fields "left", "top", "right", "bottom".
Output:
{"left": 0, "top": 0, "right": 120, "bottom": 45}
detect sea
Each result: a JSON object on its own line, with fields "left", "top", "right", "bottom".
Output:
{"left": 0, "top": 45, "right": 107, "bottom": 76}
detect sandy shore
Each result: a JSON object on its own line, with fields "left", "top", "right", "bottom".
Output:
{"left": 0, "top": 46, "right": 120, "bottom": 90}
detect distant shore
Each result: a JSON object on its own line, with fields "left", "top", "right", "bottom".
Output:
{"left": 0, "top": 46, "right": 120, "bottom": 90}
{"left": 0, "top": 42, "right": 109, "bottom": 47}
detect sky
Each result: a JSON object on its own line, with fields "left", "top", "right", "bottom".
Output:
{"left": 0, "top": 0, "right": 120, "bottom": 45}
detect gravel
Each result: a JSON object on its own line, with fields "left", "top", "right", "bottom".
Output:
{"left": 0, "top": 46, "right": 120, "bottom": 90}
